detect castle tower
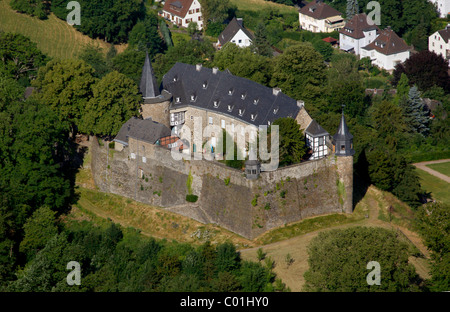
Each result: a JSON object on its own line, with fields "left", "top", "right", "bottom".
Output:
{"left": 245, "top": 147, "right": 261, "bottom": 180}
{"left": 333, "top": 112, "right": 354, "bottom": 213}
{"left": 140, "top": 52, "right": 172, "bottom": 128}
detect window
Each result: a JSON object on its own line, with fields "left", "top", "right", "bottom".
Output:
{"left": 238, "top": 39, "right": 242, "bottom": 43}
{"left": 190, "top": 94, "right": 196, "bottom": 102}
{"left": 319, "top": 137, "right": 324, "bottom": 145}
{"left": 221, "top": 120, "right": 225, "bottom": 129}
{"left": 209, "top": 117, "right": 213, "bottom": 125}
{"left": 196, "top": 8, "right": 200, "bottom": 13}
{"left": 213, "top": 100, "right": 219, "bottom": 108}
{"left": 175, "top": 97, "right": 181, "bottom": 103}
{"left": 253, "top": 99, "right": 259, "bottom": 105}
{"left": 341, "top": 145, "right": 345, "bottom": 151}
{"left": 190, "top": 115, "right": 194, "bottom": 120}
{"left": 202, "top": 81, "right": 208, "bottom": 89}
{"left": 228, "top": 88, "right": 234, "bottom": 95}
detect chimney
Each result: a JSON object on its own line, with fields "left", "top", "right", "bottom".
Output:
{"left": 297, "top": 100, "right": 305, "bottom": 108}
{"left": 212, "top": 67, "right": 219, "bottom": 74}
{"left": 273, "top": 87, "right": 281, "bottom": 96}
{"left": 237, "top": 18, "right": 243, "bottom": 27}
{"left": 196, "top": 64, "right": 202, "bottom": 71}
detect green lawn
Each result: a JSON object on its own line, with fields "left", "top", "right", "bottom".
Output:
{"left": 230, "top": 0, "right": 298, "bottom": 14}
{"left": 426, "top": 161, "right": 450, "bottom": 177}
{"left": 416, "top": 168, "right": 450, "bottom": 205}
{"left": 0, "top": 0, "right": 126, "bottom": 59}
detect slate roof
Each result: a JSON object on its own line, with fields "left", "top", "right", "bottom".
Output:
{"left": 161, "top": 63, "right": 302, "bottom": 127}
{"left": 305, "top": 119, "right": 329, "bottom": 137}
{"left": 333, "top": 113, "right": 353, "bottom": 142}
{"left": 299, "top": 0, "right": 342, "bottom": 20}
{"left": 218, "top": 17, "right": 254, "bottom": 46}
{"left": 437, "top": 25, "right": 450, "bottom": 43}
{"left": 361, "top": 27, "right": 409, "bottom": 55}
{"left": 339, "top": 13, "right": 379, "bottom": 39}
{"left": 140, "top": 52, "right": 160, "bottom": 99}
{"left": 162, "top": 0, "right": 194, "bottom": 18}
{"left": 114, "top": 117, "right": 172, "bottom": 146}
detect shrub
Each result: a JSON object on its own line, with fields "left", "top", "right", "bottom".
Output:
{"left": 186, "top": 194, "right": 198, "bottom": 202}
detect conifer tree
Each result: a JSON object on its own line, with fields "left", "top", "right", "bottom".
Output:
{"left": 252, "top": 23, "right": 273, "bottom": 57}
{"left": 401, "top": 85, "right": 429, "bottom": 136}
{"left": 346, "top": 0, "right": 359, "bottom": 20}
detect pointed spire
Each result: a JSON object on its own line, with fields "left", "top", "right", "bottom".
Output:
{"left": 333, "top": 111, "right": 353, "bottom": 142}
{"left": 140, "top": 52, "right": 160, "bottom": 99}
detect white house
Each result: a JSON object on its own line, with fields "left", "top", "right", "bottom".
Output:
{"left": 217, "top": 18, "right": 254, "bottom": 49}
{"left": 360, "top": 27, "right": 410, "bottom": 71}
{"left": 339, "top": 13, "right": 379, "bottom": 55}
{"left": 429, "top": 24, "right": 450, "bottom": 65}
{"left": 299, "top": 0, "right": 344, "bottom": 33}
{"left": 429, "top": 0, "right": 450, "bottom": 18}
{"left": 160, "top": 0, "right": 203, "bottom": 30}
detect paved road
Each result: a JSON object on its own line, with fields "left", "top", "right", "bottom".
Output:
{"left": 413, "top": 159, "right": 450, "bottom": 183}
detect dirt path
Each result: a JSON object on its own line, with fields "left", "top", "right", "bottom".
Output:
{"left": 413, "top": 159, "right": 450, "bottom": 183}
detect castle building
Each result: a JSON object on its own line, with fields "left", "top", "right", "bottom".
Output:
{"left": 339, "top": 13, "right": 379, "bottom": 55}
{"left": 299, "top": 0, "right": 345, "bottom": 33}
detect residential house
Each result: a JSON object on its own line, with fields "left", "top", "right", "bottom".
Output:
{"left": 217, "top": 17, "right": 254, "bottom": 49}
{"left": 299, "top": 0, "right": 344, "bottom": 33}
{"left": 339, "top": 13, "right": 379, "bottom": 55}
{"left": 360, "top": 27, "right": 410, "bottom": 71}
{"left": 429, "top": 24, "right": 450, "bottom": 65}
{"left": 160, "top": 0, "right": 203, "bottom": 30}
{"left": 429, "top": 0, "right": 450, "bottom": 18}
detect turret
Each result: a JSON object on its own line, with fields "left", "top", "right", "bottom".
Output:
{"left": 333, "top": 112, "right": 355, "bottom": 156}
{"left": 140, "top": 52, "right": 160, "bottom": 100}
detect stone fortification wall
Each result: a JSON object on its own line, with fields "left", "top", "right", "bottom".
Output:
{"left": 91, "top": 137, "right": 353, "bottom": 239}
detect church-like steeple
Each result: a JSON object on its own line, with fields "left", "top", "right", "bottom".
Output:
{"left": 333, "top": 111, "right": 355, "bottom": 156}
{"left": 140, "top": 52, "right": 160, "bottom": 99}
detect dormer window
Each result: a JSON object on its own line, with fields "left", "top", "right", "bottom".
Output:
{"left": 268, "top": 121, "right": 271, "bottom": 126}
{"left": 238, "top": 109, "right": 244, "bottom": 116}
{"left": 173, "top": 75, "right": 178, "bottom": 82}
{"left": 213, "top": 100, "right": 220, "bottom": 108}
{"left": 175, "top": 97, "right": 181, "bottom": 103}
{"left": 202, "top": 81, "right": 208, "bottom": 89}
{"left": 228, "top": 88, "right": 234, "bottom": 95}
{"left": 273, "top": 107, "right": 279, "bottom": 114}
{"left": 241, "top": 93, "right": 246, "bottom": 100}
{"left": 250, "top": 113, "right": 257, "bottom": 121}
{"left": 190, "top": 94, "right": 197, "bottom": 102}
{"left": 227, "top": 105, "right": 233, "bottom": 112}
{"left": 253, "top": 98, "right": 259, "bottom": 105}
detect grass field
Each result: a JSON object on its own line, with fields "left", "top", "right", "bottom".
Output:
{"left": 416, "top": 168, "right": 450, "bottom": 205}
{"left": 426, "top": 161, "right": 450, "bottom": 177}
{"left": 0, "top": 0, "right": 127, "bottom": 59}
{"left": 230, "top": 0, "right": 298, "bottom": 15}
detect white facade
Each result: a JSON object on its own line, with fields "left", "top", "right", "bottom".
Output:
{"left": 360, "top": 48, "right": 410, "bottom": 71}
{"left": 227, "top": 29, "right": 252, "bottom": 48}
{"left": 162, "top": 0, "right": 203, "bottom": 30}
{"left": 429, "top": 29, "right": 450, "bottom": 64}
{"left": 339, "top": 29, "right": 377, "bottom": 55}
{"left": 430, "top": 0, "right": 450, "bottom": 18}
{"left": 299, "top": 13, "right": 344, "bottom": 33}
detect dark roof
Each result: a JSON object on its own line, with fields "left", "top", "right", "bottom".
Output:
{"left": 299, "top": 0, "right": 342, "bottom": 20}
{"left": 114, "top": 117, "right": 172, "bottom": 146}
{"left": 333, "top": 113, "right": 353, "bottom": 142}
{"left": 437, "top": 25, "right": 450, "bottom": 43}
{"left": 218, "top": 17, "right": 254, "bottom": 46}
{"left": 162, "top": 0, "right": 194, "bottom": 18}
{"left": 140, "top": 52, "right": 160, "bottom": 99}
{"left": 339, "top": 13, "right": 379, "bottom": 39}
{"left": 305, "top": 119, "right": 329, "bottom": 136}
{"left": 362, "top": 27, "right": 409, "bottom": 55}
{"left": 162, "top": 63, "right": 302, "bottom": 127}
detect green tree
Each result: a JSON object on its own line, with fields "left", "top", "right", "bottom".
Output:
{"left": 0, "top": 32, "right": 48, "bottom": 84}
{"left": 271, "top": 43, "right": 326, "bottom": 101}
{"left": 415, "top": 203, "right": 450, "bottom": 291}
{"left": 312, "top": 39, "right": 333, "bottom": 62}
{"left": 270, "top": 117, "right": 307, "bottom": 167}
{"left": 110, "top": 49, "right": 146, "bottom": 85}
{"left": 401, "top": 86, "right": 429, "bottom": 136}
{"left": 78, "top": 44, "right": 110, "bottom": 78}
{"left": 128, "top": 13, "right": 166, "bottom": 55}
{"left": 215, "top": 242, "right": 240, "bottom": 273}
{"left": 32, "top": 59, "right": 96, "bottom": 127}
{"left": 19, "top": 206, "right": 58, "bottom": 259}
{"left": 10, "top": 0, "right": 49, "bottom": 19}
{"left": 79, "top": 71, "right": 141, "bottom": 136}
{"left": 251, "top": 23, "right": 273, "bottom": 58}
{"left": 303, "top": 227, "right": 421, "bottom": 292}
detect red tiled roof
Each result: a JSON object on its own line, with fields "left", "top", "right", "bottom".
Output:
{"left": 339, "top": 13, "right": 379, "bottom": 39}
{"left": 362, "top": 27, "right": 409, "bottom": 55}
{"left": 322, "top": 37, "right": 337, "bottom": 43}
{"left": 299, "top": 0, "right": 342, "bottom": 20}
{"left": 163, "top": 0, "right": 194, "bottom": 18}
